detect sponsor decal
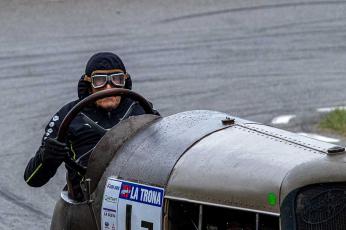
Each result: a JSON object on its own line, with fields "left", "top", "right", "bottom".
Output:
{"left": 49, "top": 122, "right": 55, "bottom": 127}
{"left": 45, "top": 132, "right": 50, "bottom": 136}
{"left": 102, "top": 178, "right": 164, "bottom": 230}
{"left": 107, "top": 183, "right": 120, "bottom": 191}
{"left": 120, "top": 184, "right": 132, "bottom": 199}
{"left": 52, "top": 115, "right": 59, "bottom": 121}
{"left": 47, "top": 128, "right": 53, "bottom": 133}
{"left": 119, "top": 182, "right": 163, "bottom": 207}
{"left": 103, "top": 208, "right": 116, "bottom": 218}
{"left": 104, "top": 221, "right": 110, "bottom": 229}
{"left": 105, "top": 195, "right": 118, "bottom": 204}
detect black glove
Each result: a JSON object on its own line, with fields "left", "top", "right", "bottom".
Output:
{"left": 40, "top": 138, "right": 69, "bottom": 168}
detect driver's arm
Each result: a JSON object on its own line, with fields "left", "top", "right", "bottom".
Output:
{"left": 24, "top": 107, "right": 69, "bottom": 187}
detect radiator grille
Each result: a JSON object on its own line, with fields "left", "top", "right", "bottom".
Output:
{"left": 295, "top": 184, "right": 346, "bottom": 230}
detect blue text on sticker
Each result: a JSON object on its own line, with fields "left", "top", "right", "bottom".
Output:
{"left": 119, "top": 182, "right": 164, "bottom": 207}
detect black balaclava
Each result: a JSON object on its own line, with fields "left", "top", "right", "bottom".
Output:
{"left": 85, "top": 52, "right": 126, "bottom": 76}
{"left": 78, "top": 52, "right": 132, "bottom": 100}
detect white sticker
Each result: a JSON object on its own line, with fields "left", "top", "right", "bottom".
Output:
{"left": 45, "top": 132, "right": 50, "bottom": 136}
{"left": 49, "top": 122, "right": 55, "bottom": 127}
{"left": 102, "top": 178, "right": 164, "bottom": 230}
{"left": 52, "top": 115, "right": 59, "bottom": 122}
{"left": 47, "top": 128, "right": 53, "bottom": 133}
{"left": 102, "top": 180, "right": 121, "bottom": 230}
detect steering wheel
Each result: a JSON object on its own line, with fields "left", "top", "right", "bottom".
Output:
{"left": 56, "top": 88, "right": 155, "bottom": 175}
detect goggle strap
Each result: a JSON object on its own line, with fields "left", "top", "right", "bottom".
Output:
{"left": 90, "top": 68, "right": 125, "bottom": 76}
{"left": 84, "top": 75, "right": 92, "bottom": 83}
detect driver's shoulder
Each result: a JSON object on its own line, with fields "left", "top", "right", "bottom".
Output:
{"left": 49, "top": 100, "right": 80, "bottom": 123}
{"left": 56, "top": 100, "right": 79, "bottom": 116}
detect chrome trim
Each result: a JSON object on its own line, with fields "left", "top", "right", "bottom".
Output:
{"left": 198, "top": 205, "right": 203, "bottom": 230}
{"left": 164, "top": 195, "right": 280, "bottom": 217}
{"left": 60, "top": 191, "right": 87, "bottom": 205}
{"left": 256, "top": 213, "right": 259, "bottom": 230}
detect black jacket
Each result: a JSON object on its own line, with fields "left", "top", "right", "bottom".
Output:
{"left": 24, "top": 75, "right": 158, "bottom": 200}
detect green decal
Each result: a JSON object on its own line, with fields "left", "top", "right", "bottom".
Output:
{"left": 267, "top": 193, "right": 277, "bottom": 206}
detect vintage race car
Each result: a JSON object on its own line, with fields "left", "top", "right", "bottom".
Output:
{"left": 50, "top": 89, "right": 346, "bottom": 230}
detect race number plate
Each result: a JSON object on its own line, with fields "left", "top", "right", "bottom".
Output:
{"left": 101, "top": 178, "right": 165, "bottom": 230}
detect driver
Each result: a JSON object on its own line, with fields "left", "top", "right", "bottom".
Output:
{"left": 24, "top": 52, "right": 159, "bottom": 201}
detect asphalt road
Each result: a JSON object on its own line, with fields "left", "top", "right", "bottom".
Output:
{"left": 1, "top": 0, "right": 346, "bottom": 229}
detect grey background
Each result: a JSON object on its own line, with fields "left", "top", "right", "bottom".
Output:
{"left": 1, "top": 0, "right": 346, "bottom": 229}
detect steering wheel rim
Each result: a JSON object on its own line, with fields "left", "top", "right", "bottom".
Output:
{"left": 56, "top": 88, "right": 155, "bottom": 174}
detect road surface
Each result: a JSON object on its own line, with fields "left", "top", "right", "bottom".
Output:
{"left": 1, "top": 0, "right": 346, "bottom": 228}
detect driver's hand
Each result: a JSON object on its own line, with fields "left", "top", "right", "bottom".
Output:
{"left": 40, "top": 138, "right": 69, "bottom": 167}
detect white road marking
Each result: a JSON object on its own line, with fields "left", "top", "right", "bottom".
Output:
{"left": 297, "top": 133, "right": 340, "bottom": 143}
{"left": 271, "top": 115, "right": 296, "bottom": 125}
{"left": 317, "top": 106, "right": 346, "bottom": 113}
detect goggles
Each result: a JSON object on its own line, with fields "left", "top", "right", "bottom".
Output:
{"left": 84, "top": 69, "right": 128, "bottom": 89}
